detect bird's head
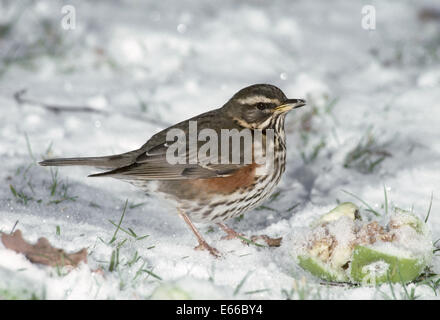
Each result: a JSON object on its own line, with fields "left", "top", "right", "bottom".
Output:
{"left": 222, "top": 84, "right": 306, "bottom": 129}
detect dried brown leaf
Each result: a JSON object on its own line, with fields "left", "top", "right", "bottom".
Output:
{"left": 1, "top": 230, "right": 87, "bottom": 268}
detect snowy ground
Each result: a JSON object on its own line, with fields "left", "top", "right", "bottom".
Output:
{"left": 0, "top": 0, "right": 439, "bottom": 299}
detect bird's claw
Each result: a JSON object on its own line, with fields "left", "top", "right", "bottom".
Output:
{"left": 221, "top": 232, "right": 245, "bottom": 241}
{"left": 194, "top": 242, "right": 221, "bottom": 258}
{"left": 250, "top": 235, "right": 282, "bottom": 247}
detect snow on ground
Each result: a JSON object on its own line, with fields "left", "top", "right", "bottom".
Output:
{"left": 0, "top": 0, "right": 439, "bottom": 299}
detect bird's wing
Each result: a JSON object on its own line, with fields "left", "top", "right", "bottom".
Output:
{"left": 90, "top": 109, "right": 247, "bottom": 180}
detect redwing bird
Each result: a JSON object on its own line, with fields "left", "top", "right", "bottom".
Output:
{"left": 39, "top": 84, "right": 305, "bottom": 256}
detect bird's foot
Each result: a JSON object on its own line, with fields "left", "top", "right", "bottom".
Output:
{"left": 217, "top": 223, "right": 246, "bottom": 241}
{"left": 221, "top": 233, "right": 244, "bottom": 240}
{"left": 178, "top": 209, "right": 221, "bottom": 258}
{"left": 217, "top": 223, "right": 282, "bottom": 247}
{"left": 194, "top": 241, "right": 221, "bottom": 258}
{"left": 220, "top": 229, "right": 245, "bottom": 241}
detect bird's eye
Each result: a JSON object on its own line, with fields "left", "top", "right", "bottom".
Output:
{"left": 256, "top": 103, "right": 266, "bottom": 110}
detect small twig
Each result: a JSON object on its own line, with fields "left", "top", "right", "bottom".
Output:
{"left": 14, "top": 89, "right": 106, "bottom": 114}
{"left": 320, "top": 281, "right": 358, "bottom": 288}
{"left": 13, "top": 89, "right": 170, "bottom": 127}
{"left": 10, "top": 220, "right": 19, "bottom": 234}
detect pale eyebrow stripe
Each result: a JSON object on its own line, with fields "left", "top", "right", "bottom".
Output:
{"left": 236, "top": 96, "right": 280, "bottom": 105}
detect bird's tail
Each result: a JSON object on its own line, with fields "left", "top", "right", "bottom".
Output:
{"left": 39, "top": 150, "right": 140, "bottom": 169}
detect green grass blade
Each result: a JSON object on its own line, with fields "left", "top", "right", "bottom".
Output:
{"left": 425, "top": 192, "right": 433, "bottom": 223}
{"left": 341, "top": 189, "right": 381, "bottom": 216}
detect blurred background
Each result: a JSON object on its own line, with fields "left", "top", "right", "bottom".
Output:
{"left": 0, "top": 0, "right": 439, "bottom": 299}
{"left": 1, "top": 0, "right": 439, "bottom": 205}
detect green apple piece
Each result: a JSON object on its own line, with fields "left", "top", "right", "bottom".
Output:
{"left": 151, "top": 284, "right": 192, "bottom": 300}
{"left": 314, "top": 202, "right": 360, "bottom": 226}
{"left": 391, "top": 208, "right": 426, "bottom": 235}
{"left": 350, "top": 245, "right": 425, "bottom": 285}
{"left": 298, "top": 255, "right": 348, "bottom": 282}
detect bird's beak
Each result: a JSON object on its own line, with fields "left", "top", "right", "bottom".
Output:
{"left": 274, "top": 99, "right": 306, "bottom": 113}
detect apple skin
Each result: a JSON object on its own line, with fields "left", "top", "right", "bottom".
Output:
{"left": 298, "top": 255, "right": 348, "bottom": 282}
{"left": 151, "top": 285, "right": 192, "bottom": 300}
{"left": 350, "top": 245, "right": 425, "bottom": 285}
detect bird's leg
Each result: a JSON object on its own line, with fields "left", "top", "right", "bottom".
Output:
{"left": 217, "top": 223, "right": 245, "bottom": 240}
{"left": 178, "top": 209, "right": 220, "bottom": 258}
{"left": 217, "top": 223, "right": 282, "bottom": 247}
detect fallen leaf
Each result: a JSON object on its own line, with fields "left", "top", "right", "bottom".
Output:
{"left": 1, "top": 230, "right": 87, "bottom": 268}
